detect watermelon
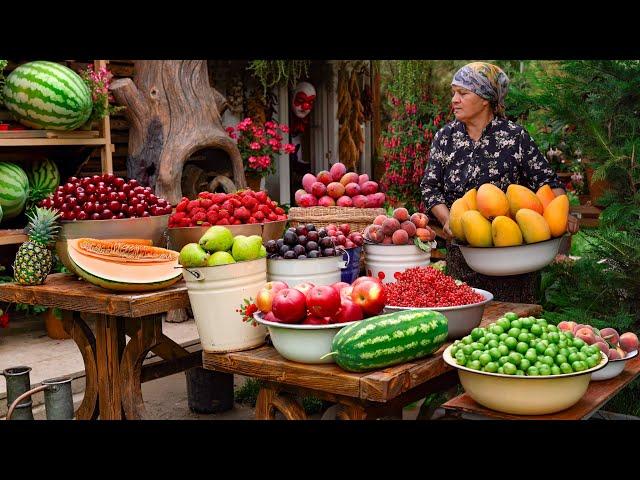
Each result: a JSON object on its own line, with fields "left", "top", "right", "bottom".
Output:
{"left": 329, "top": 309, "right": 448, "bottom": 372}
{"left": 28, "top": 158, "right": 60, "bottom": 201}
{"left": 0, "top": 162, "right": 29, "bottom": 220}
{"left": 2, "top": 61, "right": 92, "bottom": 131}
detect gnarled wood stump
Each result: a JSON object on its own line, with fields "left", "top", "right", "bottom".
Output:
{"left": 110, "top": 60, "right": 246, "bottom": 204}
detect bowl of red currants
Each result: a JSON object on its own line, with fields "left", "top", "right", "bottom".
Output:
{"left": 41, "top": 174, "right": 173, "bottom": 273}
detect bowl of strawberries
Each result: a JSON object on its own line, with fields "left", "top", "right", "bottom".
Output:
{"left": 167, "top": 189, "right": 287, "bottom": 251}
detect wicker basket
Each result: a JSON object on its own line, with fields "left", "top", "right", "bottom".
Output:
{"left": 287, "top": 206, "right": 385, "bottom": 233}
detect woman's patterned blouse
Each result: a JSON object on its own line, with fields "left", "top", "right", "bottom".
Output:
{"left": 420, "top": 118, "right": 563, "bottom": 211}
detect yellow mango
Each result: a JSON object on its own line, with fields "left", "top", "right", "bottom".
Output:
{"left": 515, "top": 208, "right": 551, "bottom": 244}
{"left": 506, "top": 184, "right": 544, "bottom": 217}
{"left": 543, "top": 194, "right": 569, "bottom": 237}
{"left": 461, "top": 210, "right": 493, "bottom": 247}
{"left": 536, "top": 184, "right": 556, "bottom": 211}
{"left": 491, "top": 216, "right": 523, "bottom": 247}
{"left": 449, "top": 198, "right": 470, "bottom": 242}
{"left": 476, "top": 183, "right": 509, "bottom": 220}
{"left": 462, "top": 188, "right": 477, "bottom": 211}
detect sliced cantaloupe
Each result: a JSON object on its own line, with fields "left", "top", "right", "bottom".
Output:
{"left": 103, "top": 238, "right": 154, "bottom": 246}
{"left": 67, "top": 238, "right": 182, "bottom": 292}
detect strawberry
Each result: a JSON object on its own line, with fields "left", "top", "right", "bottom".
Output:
{"left": 201, "top": 222, "right": 211, "bottom": 227}
{"left": 248, "top": 217, "right": 258, "bottom": 224}
{"left": 242, "top": 196, "right": 258, "bottom": 210}
{"left": 254, "top": 211, "right": 265, "bottom": 222}
{"left": 221, "top": 200, "right": 234, "bottom": 212}
{"left": 230, "top": 198, "right": 242, "bottom": 208}
{"left": 187, "top": 200, "right": 200, "bottom": 211}
{"left": 218, "top": 208, "right": 230, "bottom": 219}
{"left": 216, "top": 218, "right": 230, "bottom": 225}
{"left": 179, "top": 217, "right": 192, "bottom": 227}
{"left": 228, "top": 216, "right": 236, "bottom": 224}
{"left": 234, "top": 206, "right": 251, "bottom": 221}
{"left": 268, "top": 212, "right": 277, "bottom": 221}
{"left": 255, "top": 191, "right": 268, "bottom": 203}
{"left": 274, "top": 207, "right": 285, "bottom": 215}
{"left": 172, "top": 211, "right": 186, "bottom": 221}
{"left": 211, "top": 193, "right": 226, "bottom": 204}
{"left": 208, "top": 204, "right": 219, "bottom": 212}
{"left": 233, "top": 219, "right": 242, "bottom": 225}
{"left": 193, "top": 212, "right": 206, "bottom": 223}
{"left": 206, "top": 211, "right": 219, "bottom": 224}
{"left": 199, "top": 198, "right": 213, "bottom": 209}
{"left": 258, "top": 205, "right": 271, "bottom": 215}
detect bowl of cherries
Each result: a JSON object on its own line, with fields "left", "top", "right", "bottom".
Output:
{"left": 39, "top": 174, "right": 173, "bottom": 272}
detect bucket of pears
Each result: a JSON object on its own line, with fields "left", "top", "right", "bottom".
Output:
{"left": 177, "top": 226, "right": 269, "bottom": 353}
{"left": 450, "top": 183, "right": 570, "bottom": 276}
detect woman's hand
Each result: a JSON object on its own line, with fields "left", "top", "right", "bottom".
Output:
{"left": 567, "top": 214, "right": 580, "bottom": 234}
{"left": 442, "top": 220, "right": 453, "bottom": 239}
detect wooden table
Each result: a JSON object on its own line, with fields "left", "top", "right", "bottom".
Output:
{"left": 441, "top": 354, "right": 640, "bottom": 420}
{"left": 0, "top": 273, "right": 198, "bottom": 420}
{"left": 203, "top": 301, "right": 542, "bottom": 420}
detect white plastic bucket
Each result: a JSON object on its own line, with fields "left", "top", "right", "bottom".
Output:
{"left": 364, "top": 243, "right": 431, "bottom": 283}
{"left": 182, "top": 258, "right": 267, "bottom": 353}
{"left": 267, "top": 255, "right": 347, "bottom": 288}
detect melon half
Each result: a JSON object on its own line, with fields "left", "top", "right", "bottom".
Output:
{"left": 67, "top": 238, "right": 182, "bottom": 292}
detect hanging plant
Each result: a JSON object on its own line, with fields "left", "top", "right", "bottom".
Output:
{"left": 248, "top": 60, "right": 311, "bottom": 96}
{"left": 0, "top": 59, "right": 7, "bottom": 106}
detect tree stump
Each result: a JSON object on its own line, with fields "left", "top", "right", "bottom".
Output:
{"left": 110, "top": 60, "right": 246, "bottom": 205}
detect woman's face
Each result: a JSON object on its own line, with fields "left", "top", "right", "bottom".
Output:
{"left": 451, "top": 86, "right": 490, "bottom": 122}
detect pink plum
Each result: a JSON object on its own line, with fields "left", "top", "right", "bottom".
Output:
{"left": 330, "top": 162, "right": 347, "bottom": 181}
{"left": 302, "top": 173, "right": 317, "bottom": 193}
{"left": 336, "top": 196, "right": 353, "bottom": 207}
{"left": 318, "top": 195, "right": 336, "bottom": 207}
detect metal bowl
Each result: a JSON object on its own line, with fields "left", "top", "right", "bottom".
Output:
{"left": 455, "top": 235, "right": 566, "bottom": 276}
{"left": 443, "top": 345, "right": 608, "bottom": 415}
{"left": 591, "top": 349, "right": 638, "bottom": 381}
{"left": 383, "top": 288, "right": 493, "bottom": 339}
{"left": 253, "top": 311, "right": 360, "bottom": 364}
{"left": 56, "top": 214, "right": 170, "bottom": 274}
{"left": 167, "top": 220, "right": 287, "bottom": 252}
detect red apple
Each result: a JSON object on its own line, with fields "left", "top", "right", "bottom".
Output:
{"left": 255, "top": 281, "right": 289, "bottom": 313}
{"left": 352, "top": 275, "right": 383, "bottom": 289}
{"left": 351, "top": 279, "right": 386, "bottom": 316}
{"left": 306, "top": 285, "right": 341, "bottom": 317}
{"left": 263, "top": 311, "right": 282, "bottom": 323}
{"left": 271, "top": 288, "right": 307, "bottom": 324}
{"left": 331, "top": 282, "right": 350, "bottom": 296}
{"left": 339, "top": 286, "right": 354, "bottom": 301}
{"left": 293, "top": 281, "right": 316, "bottom": 297}
{"left": 331, "top": 299, "right": 363, "bottom": 324}
{"left": 302, "top": 315, "right": 331, "bottom": 325}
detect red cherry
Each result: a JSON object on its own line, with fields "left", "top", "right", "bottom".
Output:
{"left": 122, "top": 184, "right": 131, "bottom": 194}
{"left": 130, "top": 197, "right": 140, "bottom": 206}
{"left": 128, "top": 179, "right": 139, "bottom": 188}
{"left": 85, "top": 184, "right": 96, "bottom": 194}
{"left": 141, "top": 211, "right": 150, "bottom": 217}
{"left": 135, "top": 204, "right": 145, "bottom": 216}
{"left": 84, "top": 202, "right": 95, "bottom": 213}
{"left": 90, "top": 213, "right": 101, "bottom": 220}
{"left": 64, "top": 183, "right": 75, "bottom": 193}
{"left": 101, "top": 209, "right": 113, "bottom": 219}
{"left": 148, "top": 194, "right": 158, "bottom": 205}
{"left": 133, "top": 186, "right": 145, "bottom": 195}
{"left": 77, "top": 211, "right": 88, "bottom": 220}
{"left": 108, "top": 192, "right": 118, "bottom": 202}
{"left": 98, "top": 193, "right": 108, "bottom": 203}
{"left": 60, "top": 203, "right": 70, "bottom": 212}
{"left": 117, "top": 192, "right": 127, "bottom": 202}
{"left": 113, "top": 177, "right": 125, "bottom": 189}
{"left": 109, "top": 201, "right": 121, "bottom": 212}
{"left": 68, "top": 176, "right": 79, "bottom": 184}
{"left": 157, "top": 199, "right": 168, "bottom": 207}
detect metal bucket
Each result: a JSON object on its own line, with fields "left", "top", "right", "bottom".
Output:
{"left": 341, "top": 247, "right": 362, "bottom": 284}
{"left": 364, "top": 243, "right": 431, "bottom": 284}
{"left": 182, "top": 258, "right": 268, "bottom": 353}
{"left": 267, "top": 255, "right": 347, "bottom": 288}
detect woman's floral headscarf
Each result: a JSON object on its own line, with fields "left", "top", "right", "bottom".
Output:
{"left": 451, "top": 62, "right": 510, "bottom": 118}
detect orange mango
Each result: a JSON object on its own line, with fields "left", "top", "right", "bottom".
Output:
{"left": 536, "top": 184, "right": 556, "bottom": 210}
{"left": 449, "top": 198, "right": 470, "bottom": 242}
{"left": 461, "top": 210, "right": 493, "bottom": 247}
{"left": 506, "top": 184, "right": 544, "bottom": 217}
{"left": 543, "top": 194, "right": 569, "bottom": 237}
{"left": 476, "top": 183, "right": 509, "bottom": 220}
{"left": 491, "top": 216, "right": 523, "bottom": 247}
{"left": 462, "top": 188, "right": 477, "bottom": 211}
{"left": 515, "top": 209, "right": 551, "bottom": 244}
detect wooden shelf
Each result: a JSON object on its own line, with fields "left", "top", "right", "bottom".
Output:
{"left": 0, "top": 138, "right": 111, "bottom": 147}
{"left": 0, "top": 229, "right": 27, "bottom": 246}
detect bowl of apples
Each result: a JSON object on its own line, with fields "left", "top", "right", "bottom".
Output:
{"left": 252, "top": 276, "right": 386, "bottom": 364}
{"left": 561, "top": 321, "right": 640, "bottom": 381}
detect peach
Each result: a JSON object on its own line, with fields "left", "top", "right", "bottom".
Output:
{"left": 330, "top": 162, "right": 347, "bottom": 181}
{"left": 317, "top": 170, "right": 332, "bottom": 185}
{"left": 608, "top": 349, "right": 622, "bottom": 361}
{"left": 344, "top": 182, "right": 361, "bottom": 197}
{"left": 382, "top": 235, "right": 393, "bottom": 245}
{"left": 317, "top": 195, "right": 336, "bottom": 207}
{"left": 558, "top": 320, "right": 577, "bottom": 332}
{"left": 358, "top": 174, "right": 369, "bottom": 186}
{"left": 340, "top": 172, "right": 360, "bottom": 186}
{"left": 327, "top": 182, "right": 346, "bottom": 199}
{"left": 416, "top": 227, "right": 435, "bottom": 242}
{"left": 336, "top": 196, "right": 353, "bottom": 207}
{"left": 373, "top": 214, "right": 388, "bottom": 226}
{"left": 299, "top": 193, "right": 318, "bottom": 207}
{"left": 392, "top": 229, "right": 409, "bottom": 245}
{"left": 294, "top": 188, "right": 307, "bottom": 205}
{"left": 410, "top": 212, "right": 429, "bottom": 228}
{"left": 599, "top": 327, "right": 619, "bottom": 345}
{"left": 382, "top": 218, "right": 401, "bottom": 236}
{"left": 617, "top": 346, "right": 629, "bottom": 358}
{"left": 302, "top": 173, "right": 317, "bottom": 193}
{"left": 594, "top": 341, "right": 610, "bottom": 355}
{"left": 392, "top": 207, "right": 409, "bottom": 222}
{"left": 311, "top": 181, "right": 327, "bottom": 198}
{"left": 368, "top": 224, "right": 385, "bottom": 243}
{"left": 400, "top": 221, "right": 417, "bottom": 237}
{"left": 619, "top": 332, "right": 639, "bottom": 353}
{"left": 352, "top": 195, "right": 367, "bottom": 208}
{"left": 575, "top": 327, "right": 596, "bottom": 345}
{"left": 572, "top": 323, "right": 590, "bottom": 335}
{"left": 360, "top": 181, "right": 379, "bottom": 196}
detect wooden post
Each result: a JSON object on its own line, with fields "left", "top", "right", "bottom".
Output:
{"left": 95, "top": 60, "right": 114, "bottom": 174}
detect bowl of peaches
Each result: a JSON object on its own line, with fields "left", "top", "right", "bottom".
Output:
{"left": 559, "top": 321, "right": 639, "bottom": 381}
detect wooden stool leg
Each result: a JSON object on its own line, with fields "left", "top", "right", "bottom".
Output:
{"left": 62, "top": 312, "right": 99, "bottom": 420}
{"left": 255, "top": 386, "right": 307, "bottom": 420}
{"left": 119, "top": 315, "right": 163, "bottom": 420}
{"left": 336, "top": 403, "right": 369, "bottom": 420}
{"left": 94, "top": 315, "right": 125, "bottom": 420}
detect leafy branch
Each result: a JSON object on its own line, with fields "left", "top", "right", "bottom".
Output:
{"left": 247, "top": 60, "right": 311, "bottom": 97}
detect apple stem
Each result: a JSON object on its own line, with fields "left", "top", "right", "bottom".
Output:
{"left": 319, "top": 351, "right": 338, "bottom": 360}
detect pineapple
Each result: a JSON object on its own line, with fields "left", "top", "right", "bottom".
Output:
{"left": 13, "top": 207, "right": 61, "bottom": 285}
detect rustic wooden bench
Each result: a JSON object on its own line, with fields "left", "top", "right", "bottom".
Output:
{"left": 441, "top": 354, "right": 640, "bottom": 420}
{"left": 0, "top": 273, "right": 198, "bottom": 420}
{"left": 203, "top": 301, "right": 542, "bottom": 420}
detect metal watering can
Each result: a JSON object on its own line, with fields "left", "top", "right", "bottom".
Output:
{"left": 2, "top": 366, "right": 74, "bottom": 420}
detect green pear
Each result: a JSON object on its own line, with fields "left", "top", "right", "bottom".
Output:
{"left": 259, "top": 245, "right": 267, "bottom": 258}
{"left": 178, "top": 243, "right": 209, "bottom": 267}
{"left": 231, "top": 235, "right": 262, "bottom": 261}
{"left": 207, "top": 251, "right": 236, "bottom": 266}
{"left": 199, "top": 226, "right": 234, "bottom": 253}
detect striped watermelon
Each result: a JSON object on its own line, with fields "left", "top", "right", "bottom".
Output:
{"left": 329, "top": 309, "right": 449, "bottom": 372}
{"left": 2, "top": 61, "right": 92, "bottom": 131}
{"left": 28, "top": 158, "right": 60, "bottom": 200}
{"left": 0, "top": 162, "right": 29, "bottom": 220}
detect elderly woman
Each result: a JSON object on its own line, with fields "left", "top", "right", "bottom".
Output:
{"left": 421, "top": 62, "right": 579, "bottom": 302}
